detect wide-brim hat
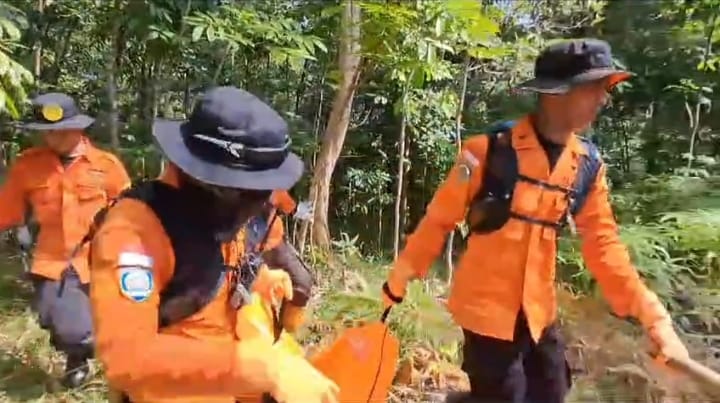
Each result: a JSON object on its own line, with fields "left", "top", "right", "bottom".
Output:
{"left": 152, "top": 86, "right": 303, "bottom": 191}
{"left": 517, "top": 38, "right": 632, "bottom": 94}
{"left": 17, "top": 92, "right": 95, "bottom": 130}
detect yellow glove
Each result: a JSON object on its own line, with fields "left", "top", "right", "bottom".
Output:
{"left": 268, "top": 351, "right": 339, "bottom": 403}
{"left": 233, "top": 339, "right": 339, "bottom": 403}
{"left": 252, "top": 264, "right": 293, "bottom": 308}
{"left": 647, "top": 319, "right": 689, "bottom": 364}
{"left": 382, "top": 260, "right": 415, "bottom": 309}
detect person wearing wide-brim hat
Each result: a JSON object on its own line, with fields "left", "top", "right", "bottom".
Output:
{"left": 381, "top": 39, "right": 689, "bottom": 403}
{"left": 0, "top": 92, "right": 131, "bottom": 388}
{"left": 88, "top": 86, "right": 338, "bottom": 403}
{"left": 515, "top": 38, "right": 632, "bottom": 95}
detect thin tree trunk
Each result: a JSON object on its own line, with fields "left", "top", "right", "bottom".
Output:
{"left": 106, "top": 0, "right": 124, "bottom": 152}
{"left": 183, "top": 72, "right": 191, "bottom": 117}
{"left": 33, "top": 0, "right": 45, "bottom": 80}
{"left": 298, "top": 76, "right": 326, "bottom": 255}
{"left": 393, "top": 88, "right": 409, "bottom": 259}
{"left": 445, "top": 56, "right": 471, "bottom": 286}
{"left": 306, "top": 0, "right": 362, "bottom": 251}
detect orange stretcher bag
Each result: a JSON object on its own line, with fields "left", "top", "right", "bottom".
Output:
{"left": 310, "top": 307, "right": 400, "bottom": 402}
{"left": 238, "top": 297, "right": 400, "bottom": 403}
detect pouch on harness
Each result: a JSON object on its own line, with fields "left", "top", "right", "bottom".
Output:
{"left": 466, "top": 120, "right": 602, "bottom": 235}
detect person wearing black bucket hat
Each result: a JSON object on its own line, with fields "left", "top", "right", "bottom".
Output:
{"left": 87, "top": 86, "right": 338, "bottom": 403}
{"left": 381, "top": 39, "right": 688, "bottom": 403}
{"left": 516, "top": 38, "right": 632, "bottom": 95}
{"left": 0, "top": 92, "right": 130, "bottom": 388}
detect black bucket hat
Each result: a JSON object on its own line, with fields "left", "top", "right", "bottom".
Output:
{"left": 18, "top": 93, "right": 94, "bottom": 130}
{"left": 152, "top": 86, "right": 303, "bottom": 191}
{"left": 517, "top": 38, "right": 632, "bottom": 94}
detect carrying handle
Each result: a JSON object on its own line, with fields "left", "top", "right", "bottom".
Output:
{"left": 380, "top": 306, "right": 392, "bottom": 323}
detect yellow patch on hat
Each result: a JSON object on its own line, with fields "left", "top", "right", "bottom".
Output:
{"left": 41, "top": 104, "right": 63, "bottom": 122}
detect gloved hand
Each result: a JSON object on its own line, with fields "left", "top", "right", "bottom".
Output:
{"left": 381, "top": 260, "right": 415, "bottom": 309}
{"left": 234, "top": 339, "right": 339, "bottom": 403}
{"left": 293, "top": 201, "right": 314, "bottom": 222}
{"left": 269, "top": 351, "right": 339, "bottom": 403}
{"left": 252, "top": 265, "right": 293, "bottom": 308}
{"left": 647, "top": 319, "right": 689, "bottom": 364}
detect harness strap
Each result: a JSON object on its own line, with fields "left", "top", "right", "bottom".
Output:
{"left": 509, "top": 211, "right": 564, "bottom": 229}
{"left": 516, "top": 174, "right": 574, "bottom": 195}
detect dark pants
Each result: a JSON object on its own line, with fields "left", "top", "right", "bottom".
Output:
{"left": 461, "top": 311, "right": 571, "bottom": 403}
{"left": 30, "top": 269, "right": 94, "bottom": 359}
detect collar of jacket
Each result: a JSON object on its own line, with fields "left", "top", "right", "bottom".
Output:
{"left": 511, "top": 116, "right": 589, "bottom": 158}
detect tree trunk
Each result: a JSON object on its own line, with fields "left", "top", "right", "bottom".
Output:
{"left": 305, "top": 0, "right": 362, "bottom": 251}
{"left": 393, "top": 90, "right": 409, "bottom": 259}
{"left": 445, "top": 56, "right": 471, "bottom": 286}
{"left": 105, "top": 0, "right": 124, "bottom": 152}
{"left": 33, "top": 0, "right": 45, "bottom": 80}
{"left": 297, "top": 77, "right": 325, "bottom": 255}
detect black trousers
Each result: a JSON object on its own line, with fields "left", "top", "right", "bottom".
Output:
{"left": 460, "top": 311, "right": 572, "bottom": 403}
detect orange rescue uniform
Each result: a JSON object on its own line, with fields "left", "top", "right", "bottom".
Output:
{"left": 397, "top": 116, "right": 668, "bottom": 341}
{"left": 0, "top": 137, "right": 130, "bottom": 282}
{"left": 90, "top": 165, "right": 284, "bottom": 403}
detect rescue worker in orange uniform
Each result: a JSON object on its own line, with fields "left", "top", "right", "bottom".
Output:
{"left": 0, "top": 92, "right": 131, "bottom": 387}
{"left": 382, "top": 39, "right": 690, "bottom": 403}
{"left": 242, "top": 190, "right": 314, "bottom": 333}
{"left": 88, "top": 86, "right": 338, "bottom": 403}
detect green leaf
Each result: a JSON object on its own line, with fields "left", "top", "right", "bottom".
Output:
{"left": 206, "top": 25, "right": 216, "bottom": 42}
{"left": 191, "top": 25, "right": 204, "bottom": 42}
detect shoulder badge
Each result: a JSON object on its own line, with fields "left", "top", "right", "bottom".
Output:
{"left": 118, "top": 252, "right": 154, "bottom": 303}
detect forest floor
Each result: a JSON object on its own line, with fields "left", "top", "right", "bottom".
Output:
{"left": 0, "top": 249, "right": 717, "bottom": 403}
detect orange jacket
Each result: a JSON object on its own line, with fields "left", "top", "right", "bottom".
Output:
{"left": 90, "top": 164, "right": 284, "bottom": 403}
{"left": 398, "top": 116, "right": 669, "bottom": 342}
{"left": 0, "top": 138, "right": 130, "bottom": 282}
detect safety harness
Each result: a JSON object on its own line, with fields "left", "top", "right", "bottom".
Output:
{"left": 383, "top": 120, "right": 603, "bottom": 306}
{"left": 467, "top": 120, "right": 603, "bottom": 235}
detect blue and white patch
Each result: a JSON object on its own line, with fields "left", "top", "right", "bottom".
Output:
{"left": 119, "top": 267, "right": 154, "bottom": 303}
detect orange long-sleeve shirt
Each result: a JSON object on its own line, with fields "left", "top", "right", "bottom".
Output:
{"left": 90, "top": 165, "right": 283, "bottom": 403}
{"left": 0, "top": 138, "right": 130, "bottom": 282}
{"left": 397, "top": 116, "right": 669, "bottom": 341}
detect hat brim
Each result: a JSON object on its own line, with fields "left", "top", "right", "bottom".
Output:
{"left": 152, "top": 119, "right": 304, "bottom": 191}
{"left": 517, "top": 69, "right": 632, "bottom": 94}
{"left": 16, "top": 114, "right": 95, "bottom": 131}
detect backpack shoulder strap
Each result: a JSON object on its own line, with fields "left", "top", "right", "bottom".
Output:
{"left": 569, "top": 138, "right": 603, "bottom": 216}
{"left": 482, "top": 120, "right": 518, "bottom": 197}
